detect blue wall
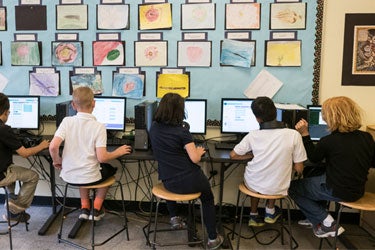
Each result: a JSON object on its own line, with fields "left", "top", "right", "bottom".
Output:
{"left": 0, "top": 0, "right": 317, "bottom": 121}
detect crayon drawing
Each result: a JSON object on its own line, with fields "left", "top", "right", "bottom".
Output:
{"left": 265, "top": 40, "right": 301, "bottom": 67}
{"left": 11, "top": 42, "right": 41, "bottom": 66}
{"left": 139, "top": 3, "right": 172, "bottom": 30}
{"left": 135, "top": 41, "right": 167, "bottom": 66}
{"left": 181, "top": 3, "right": 215, "bottom": 30}
{"left": 97, "top": 4, "right": 129, "bottom": 30}
{"left": 52, "top": 42, "right": 83, "bottom": 66}
{"left": 220, "top": 39, "right": 255, "bottom": 68}
{"left": 70, "top": 73, "right": 103, "bottom": 94}
{"left": 113, "top": 73, "right": 145, "bottom": 99}
{"left": 29, "top": 72, "right": 60, "bottom": 96}
{"left": 178, "top": 41, "right": 212, "bottom": 67}
{"left": 93, "top": 41, "right": 125, "bottom": 66}
{"left": 225, "top": 3, "right": 261, "bottom": 30}
{"left": 56, "top": 5, "right": 88, "bottom": 30}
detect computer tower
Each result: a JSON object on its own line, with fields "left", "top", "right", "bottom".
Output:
{"left": 134, "top": 101, "right": 157, "bottom": 150}
{"left": 56, "top": 101, "right": 77, "bottom": 128}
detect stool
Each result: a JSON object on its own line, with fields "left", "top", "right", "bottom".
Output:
{"left": 145, "top": 183, "right": 205, "bottom": 249}
{"left": 232, "top": 183, "right": 295, "bottom": 250}
{"left": 58, "top": 176, "right": 129, "bottom": 250}
{"left": 319, "top": 192, "right": 375, "bottom": 249}
{"left": 1, "top": 185, "right": 30, "bottom": 250}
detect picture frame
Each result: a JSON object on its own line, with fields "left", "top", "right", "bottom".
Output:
{"left": 220, "top": 39, "right": 256, "bottom": 67}
{"left": 270, "top": 2, "right": 307, "bottom": 30}
{"left": 0, "top": 6, "right": 7, "bottom": 31}
{"left": 181, "top": 3, "right": 216, "bottom": 30}
{"left": 134, "top": 40, "right": 168, "bottom": 67}
{"left": 225, "top": 3, "right": 261, "bottom": 30}
{"left": 56, "top": 4, "right": 88, "bottom": 30}
{"left": 92, "top": 41, "right": 125, "bottom": 66}
{"left": 342, "top": 14, "right": 375, "bottom": 86}
{"left": 265, "top": 40, "right": 302, "bottom": 67}
{"left": 177, "top": 41, "right": 212, "bottom": 67}
{"left": 138, "top": 3, "right": 172, "bottom": 30}
{"left": 51, "top": 41, "right": 83, "bottom": 67}
{"left": 97, "top": 4, "right": 130, "bottom": 30}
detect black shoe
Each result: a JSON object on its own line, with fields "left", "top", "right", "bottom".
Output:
{"left": 3, "top": 211, "right": 30, "bottom": 222}
{"left": 313, "top": 221, "right": 345, "bottom": 238}
{"left": 89, "top": 208, "right": 105, "bottom": 221}
{"left": 79, "top": 208, "right": 90, "bottom": 220}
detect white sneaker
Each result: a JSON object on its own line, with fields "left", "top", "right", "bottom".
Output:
{"left": 298, "top": 219, "right": 312, "bottom": 226}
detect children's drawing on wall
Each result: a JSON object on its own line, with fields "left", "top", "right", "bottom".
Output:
{"left": 93, "top": 41, "right": 125, "bottom": 66}
{"left": 97, "top": 4, "right": 129, "bottom": 30}
{"left": 0, "top": 42, "right": 2, "bottom": 65}
{"left": 220, "top": 39, "right": 255, "bottom": 68}
{"left": 29, "top": 72, "right": 60, "bottom": 96}
{"left": 11, "top": 42, "right": 41, "bottom": 66}
{"left": 112, "top": 73, "right": 144, "bottom": 99}
{"left": 353, "top": 27, "right": 375, "bottom": 74}
{"left": 225, "top": 3, "right": 261, "bottom": 30}
{"left": 56, "top": 4, "right": 88, "bottom": 30}
{"left": 156, "top": 73, "right": 189, "bottom": 98}
{"left": 70, "top": 73, "right": 103, "bottom": 94}
{"left": 181, "top": 3, "right": 215, "bottom": 30}
{"left": 265, "top": 40, "right": 301, "bottom": 67}
{"left": 0, "top": 7, "right": 6, "bottom": 31}
{"left": 270, "top": 2, "right": 307, "bottom": 30}
{"left": 135, "top": 41, "right": 168, "bottom": 66}
{"left": 52, "top": 42, "right": 83, "bottom": 66}
{"left": 178, "top": 41, "right": 212, "bottom": 67}
{"left": 138, "top": 3, "right": 172, "bottom": 30}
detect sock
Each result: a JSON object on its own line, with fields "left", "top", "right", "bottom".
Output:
{"left": 94, "top": 197, "right": 105, "bottom": 211}
{"left": 266, "top": 206, "right": 275, "bottom": 215}
{"left": 250, "top": 212, "right": 258, "bottom": 216}
{"left": 81, "top": 198, "right": 90, "bottom": 210}
{"left": 323, "top": 214, "right": 334, "bottom": 227}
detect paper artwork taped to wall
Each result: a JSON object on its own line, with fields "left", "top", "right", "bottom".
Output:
{"left": 52, "top": 42, "right": 83, "bottom": 66}
{"left": 93, "top": 41, "right": 125, "bottom": 66}
{"left": 220, "top": 39, "right": 255, "bottom": 68}
{"left": 56, "top": 5, "right": 88, "bottom": 30}
{"left": 178, "top": 41, "right": 212, "bottom": 67}
{"left": 225, "top": 3, "right": 261, "bottom": 30}
{"left": 97, "top": 4, "right": 129, "bottom": 30}
{"left": 29, "top": 72, "right": 60, "bottom": 96}
{"left": 181, "top": 3, "right": 215, "bottom": 30}
{"left": 265, "top": 40, "right": 301, "bottom": 67}
{"left": 157, "top": 73, "right": 189, "bottom": 98}
{"left": 139, "top": 3, "right": 172, "bottom": 30}
{"left": 70, "top": 73, "right": 103, "bottom": 94}
{"left": 113, "top": 73, "right": 144, "bottom": 99}
{"left": 135, "top": 41, "right": 167, "bottom": 67}
{"left": 352, "top": 26, "right": 375, "bottom": 74}
{"left": 11, "top": 42, "right": 41, "bottom": 66}
{"left": 0, "top": 7, "right": 7, "bottom": 31}
{"left": 270, "top": 3, "right": 307, "bottom": 30}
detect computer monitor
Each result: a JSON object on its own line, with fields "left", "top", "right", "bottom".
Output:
{"left": 6, "top": 95, "right": 40, "bottom": 131}
{"left": 92, "top": 96, "right": 126, "bottom": 132}
{"left": 184, "top": 99, "right": 207, "bottom": 134}
{"left": 307, "top": 105, "right": 330, "bottom": 141}
{"left": 220, "top": 98, "right": 259, "bottom": 135}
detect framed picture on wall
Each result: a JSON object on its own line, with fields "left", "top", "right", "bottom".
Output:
{"left": 134, "top": 41, "right": 168, "bottom": 67}
{"left": 112, "top": 72, "right": 145, "bottom": 99}
{"left": 342, "top": 14, "right": 375, "bottom": 86}
{"left": 265, "top": 40, "right": 302, "bottom": 67}
{"left": 220, "top": 39, "right": 256, "bottom": 67}
{"left": 177, "top": 41, "right": 212, "bottom": 67}
{"left": 69, "top": 71, "right": 103, "bottom": 95}
{"left": 97, "top": 4, "right": 130, "bottom": 30}
{"left": 51, "top": 41, "right": 83, "bottom": 66}
{"left": 0, "top": 6, "right": 7, "bottom": 31}
{"left": 11, "top": 41, "right": 42, "bottom": 66}
{"left": 270, "top": 2, "right": 307, "bottom": 30}
{"left": 225, "top": 3, "right": 261, "bottom": 30}
{"left": 138, "top": 3, "right": 172, "bottom": 30}
{"left": 181, "top": 3, "right": 216, "bottom": 30}
{"left": 29, "top": 70, "right": 60, "bottom": 96}
{"left": 0, "top": 42, "right": 2, "bottom": 65}
{"left": 56, "top": 4, "right": 88, "bottom": 30}
{"left": 92, "top": 41, "right": 125, "bottom": 66}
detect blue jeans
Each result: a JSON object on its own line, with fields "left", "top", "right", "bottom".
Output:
{"left": 163, "top": 169, "right": 217, "bottom": 240}
{"left": 288, "top": 174, "right": 342, "bottom": 226}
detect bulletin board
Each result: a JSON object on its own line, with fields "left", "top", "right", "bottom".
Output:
{"left": 0, "top": 0, "right": 320, "bottom": 123}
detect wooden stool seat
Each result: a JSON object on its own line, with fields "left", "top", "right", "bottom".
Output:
{"left": 152, "top": 183, "right": 201, "bottom": 201}
{"left": 339, "top": 192, "right": 375, "bottom": 211}
{"left": 83, "top": 176, "right": 116, "bottom": 189}
{"left": 238, "top": 183, "right": 286, "bottom": 200}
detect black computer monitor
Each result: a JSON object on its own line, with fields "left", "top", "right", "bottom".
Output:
{"left": 6, "top": 95, "right": 40, "bottom": 131}
{"left": 184, "top": 99, "right": 207, "bottom": 134}
{"left": 307, "top": 105, "right": 330, "bottom": 141}
{"left": 220, "top": 98, "right": 259, "bottom": 135}
{"left": 92, "top": 96, "right": 126, "bottom": 132}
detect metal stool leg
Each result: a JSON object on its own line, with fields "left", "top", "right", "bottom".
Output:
{"left": 2, "top": 187, "right": 13, "bottom": 250}
{"left": 231, "top": 188, "right": 241, "bottom": 240}
{"left": 236, "top": 193, "right": 248, "bottom": 250}
{"left": 118, "top": 181, "right": 129, "bottom": 241}
{"left": 145, "top": 195, "right": 155, "bottom": 246}
{"left": 58, "top": 183, "right": 69, "bottom": 242}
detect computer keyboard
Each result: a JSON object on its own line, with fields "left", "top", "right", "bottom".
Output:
{"left": 107, "top": 137, "right": 133, "bottom": 146}
{"left": 215, "top": 142, "right": 237, "bottom": 150}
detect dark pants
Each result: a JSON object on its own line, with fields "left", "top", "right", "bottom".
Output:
{"left": 163, "top": 169, "right": 217, "bottom": 240}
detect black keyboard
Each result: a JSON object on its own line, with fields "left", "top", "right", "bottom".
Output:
{"left": 215, "top": 142, "right": 236, "bottom": 150}
{"left": 107, "top": 137, "right": 133, "bottom": 146}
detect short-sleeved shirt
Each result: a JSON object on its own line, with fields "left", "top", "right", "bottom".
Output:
{"left": 149, "top": 122, "right": 200, "bottom": 181}
{"left": 54, "top": 112, "right": 107, "bottom": 184}
{"left": 0, "top": 120, "right": 22, "bottom": 180}
{"left": 233, "top": 128, "right": 307, "bottom": 195}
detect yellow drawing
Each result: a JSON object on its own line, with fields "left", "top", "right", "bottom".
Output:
{"left": 157, "top": 74, "right": 189, "bottom": 98}
{"left": 139, "top": 3, "right": 172, "bottom": 30}
{"left": 266, "top": 41, "right": 301, "bottom": 66}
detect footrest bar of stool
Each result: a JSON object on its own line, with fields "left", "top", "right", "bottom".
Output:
{"left": 281, "top": 225, "right": 299, "bottom": 249}
{"left": 93, "top": 227, "right": 127, "bottom": 247}
{"left": 58, "top": 238, "right": 88, "bottom": 250}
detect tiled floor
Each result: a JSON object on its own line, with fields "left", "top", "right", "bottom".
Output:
{"left": 0, "top": 205, "right": 374, "bottom": 249}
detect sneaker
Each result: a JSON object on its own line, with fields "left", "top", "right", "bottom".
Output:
{"left": 88, "top": 208, "right": 105, "bottom": 221}
{"left": 248, "top": 214, "right": 265, "bottom": 227}
{"left": 298, "top": 218, "right": 312, "bottom": 227}
{"left": 7, "top": 200, "right": 26, "bottom": 213}
{"left": 313, "top": 221, "right": 345, "bottom": 238}
{"left": 170, "top": 216, "right": 186, "bottom": 229}
{"left": 264, "top": 206, "right": 282, "bottom": 224}
{"left": 78, "top": 208, "right": 90, "bottom": 220}
{"left": 3, "top": 211, "right": 30, "bottom": 222}
{"left": 207, "top": 234, "right": 223, "bottom": 250}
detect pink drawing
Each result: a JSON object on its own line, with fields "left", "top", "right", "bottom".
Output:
{"left": 144, "top": 46, "right": 158, "bottom": 60}
{"left": 187, "top": 46, "right": 203, "bottom": 63}
{"left": 17, "top": 45, "right": 30, "bottom": 57}
{"left": 55, "top": 43, "right": 77, "bottom": 63}
{"left": 123, "top": 81, "right": 135, "bottom": 93}
{"left": 93, "top": 41, "right": 122, "bottom": 65}
{"left": 145, "top": 6, "right": 159, "bottom": 22}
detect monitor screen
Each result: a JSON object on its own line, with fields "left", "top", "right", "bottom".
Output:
{"left": 184, "top": 99, "right": 207, "bottom": 134}
{"left": 307, "top": 105, "right": 330, "bottom": 141}
{"left": 220, "top": 98, "right": 259, "bottom": 134}
{"left": 92, "top": 96, "right": 126, "bottom": 131}
{"left": 6, "top": 95, "right": 40, "bottom": 130}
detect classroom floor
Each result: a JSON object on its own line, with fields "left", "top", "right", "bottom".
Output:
{"left": 1, "top": 205, "right": 374, "bottom": 250}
